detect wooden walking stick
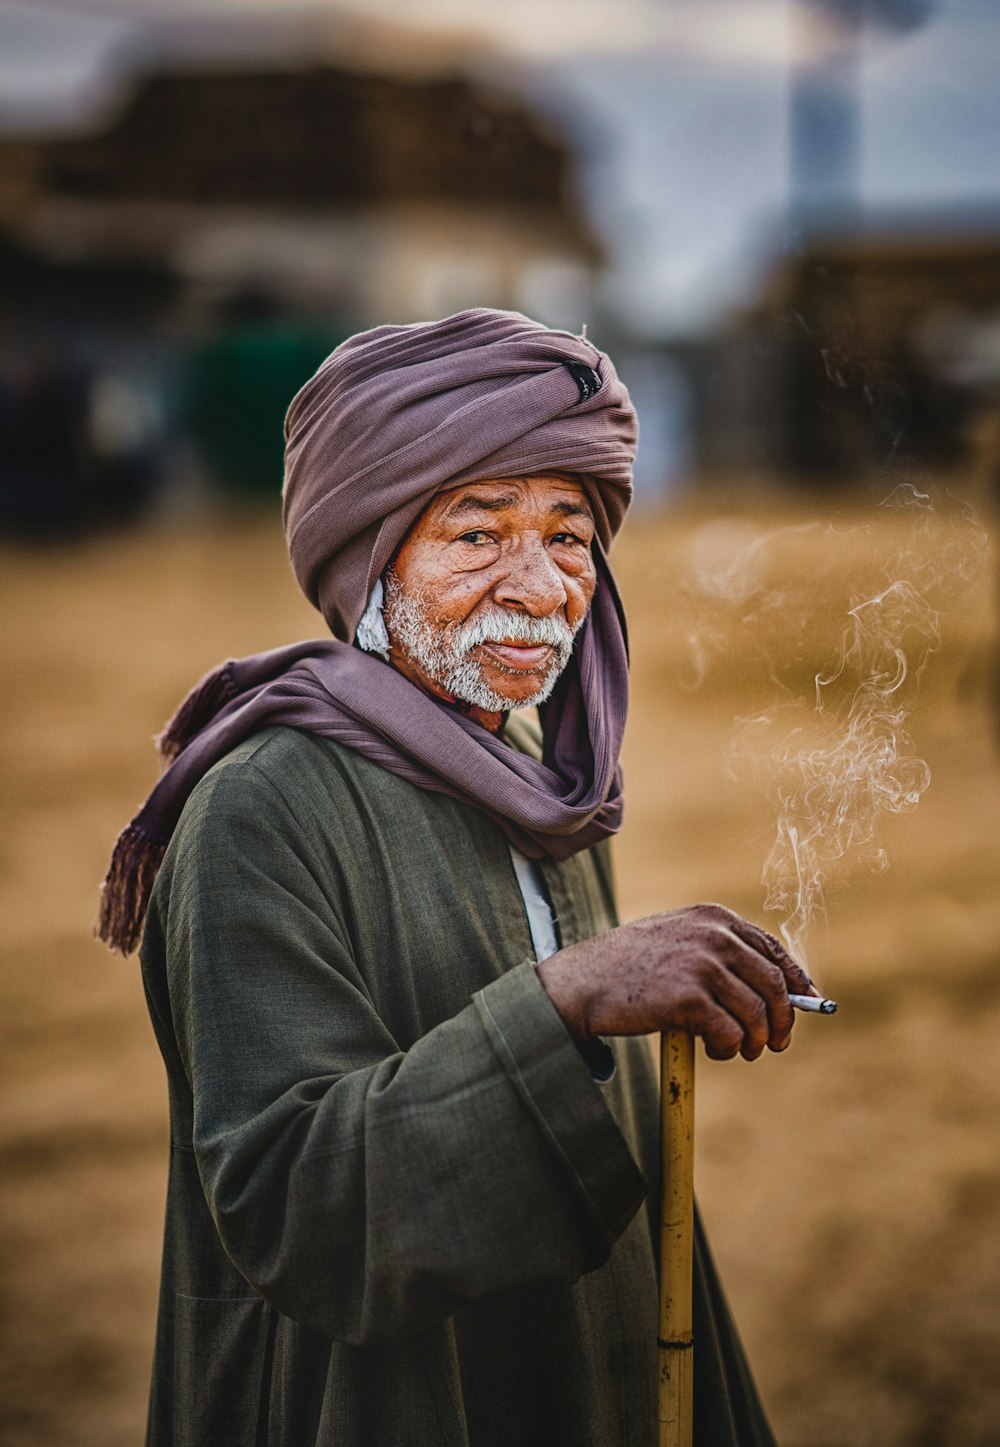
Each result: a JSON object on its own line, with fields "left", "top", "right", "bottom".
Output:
{"left": 659, "top": 1027, "right": 695, "bottom": 1447}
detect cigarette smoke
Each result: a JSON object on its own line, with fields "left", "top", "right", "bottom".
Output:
{"left": 677, "top": 483, "right": 986, "bottom": 964}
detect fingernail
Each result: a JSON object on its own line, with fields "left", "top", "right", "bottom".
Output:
{"left": 776, "top": 1033, "right": 792, "bottom": 1052}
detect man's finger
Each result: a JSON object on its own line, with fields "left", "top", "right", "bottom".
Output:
{"left": 707, "top": 969, "right": 770, "bottom": 1061}
{"left": 726, "top": 915, "right": 813, "bottom": 996}
{"left": 720, "top": 940, "right": 796, "bottom": 1051}
{"left": 682, "top": 987, "right": 744, "bottom": 1060}
{"left": 702, "top": 1014, "right": 744, "bottom": 1060}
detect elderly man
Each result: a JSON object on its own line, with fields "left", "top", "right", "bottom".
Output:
{"left": 100, "top": 310, "right": 808, "bottom": 1447}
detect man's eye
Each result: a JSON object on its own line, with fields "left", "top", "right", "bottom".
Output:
{"left": 552, "top": 532, "right": 586, "bottom": 547}
{"left": 458, "top": 531, "right": 493, "bottom": 545}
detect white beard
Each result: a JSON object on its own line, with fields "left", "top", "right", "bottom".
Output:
{"left": 383, "top": 571, "right": 582, "bottom": 712}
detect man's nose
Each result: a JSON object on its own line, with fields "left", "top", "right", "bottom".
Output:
{"left": 492, "top": 537, "right": 566, "bottom": 615}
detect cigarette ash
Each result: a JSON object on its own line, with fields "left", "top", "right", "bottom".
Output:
{"left": 676, "top": 484, "right": 987, "bottom": 966}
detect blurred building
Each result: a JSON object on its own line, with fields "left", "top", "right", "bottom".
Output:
{"left": 681, "top": 220, "right": 1000, "bottom": 486}
{"left": 0, "top": 61, "right": 600, "bottom": 325}
{"left": 0, "top": 57, "right": 602, "bottom": 530}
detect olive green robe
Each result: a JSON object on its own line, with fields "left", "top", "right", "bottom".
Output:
{"left": 140, "top": 718, "right": 776, "bottom": 1446}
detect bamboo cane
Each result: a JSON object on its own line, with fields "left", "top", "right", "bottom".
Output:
{"left": 658, "top": 1027, "right": 695, "bottom": 1447}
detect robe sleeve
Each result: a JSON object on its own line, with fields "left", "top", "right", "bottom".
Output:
{"left": 143, "top": 755, "right": 647, "bottom": 1347}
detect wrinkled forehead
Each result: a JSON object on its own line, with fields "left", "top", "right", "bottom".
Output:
{"left": 419, "top": 470, "right": 593, "bottom": 528}
{"left": 428, "top": 473, "right": 594, "bottom": 524}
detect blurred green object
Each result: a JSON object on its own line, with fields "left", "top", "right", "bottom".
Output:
{"left": 184, "top": 303, "right": 343, "bottom": 498}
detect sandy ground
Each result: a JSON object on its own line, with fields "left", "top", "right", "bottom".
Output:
{"left": 2, "top": 491, "right": 999, "bottom": 1446}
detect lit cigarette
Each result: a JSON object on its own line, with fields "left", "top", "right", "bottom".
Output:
{"left": 789, "top": 993, "right": 838, "bottom": 1014}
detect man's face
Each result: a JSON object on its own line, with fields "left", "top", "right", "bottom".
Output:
{"left": 384, "top": 474, "right": 597, "bottom": 717}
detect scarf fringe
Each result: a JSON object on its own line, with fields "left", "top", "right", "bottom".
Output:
{"left": 157, "top": 661, "right": 236, "bottom": 764}
{"left": 95, "top": 822, "right": 169, "bottom": 955}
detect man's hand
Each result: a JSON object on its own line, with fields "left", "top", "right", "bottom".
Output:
{"left": 536, "top": 904, "right": 814, "bottom": 1061}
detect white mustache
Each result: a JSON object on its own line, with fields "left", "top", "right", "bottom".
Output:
{"left": 451, "top": 608, "right": 578, "bottom": 655}
{"left": 383, "top": 578, "right": 581, "bottom": 712}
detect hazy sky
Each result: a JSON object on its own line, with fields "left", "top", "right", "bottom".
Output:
{"left": 1, "top": 0, "right": 998, "bottom": 332}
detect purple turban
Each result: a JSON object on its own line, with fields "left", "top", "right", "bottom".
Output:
{"left": 283, "top": 308, "right": 636, "bottom": 639}
{"left": 98, "top": 309, "right": 638, "bottom": 954}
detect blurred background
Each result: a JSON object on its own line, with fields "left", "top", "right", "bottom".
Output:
{"left": 1, "top": 1, "right": 998, "bottom": 1443}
